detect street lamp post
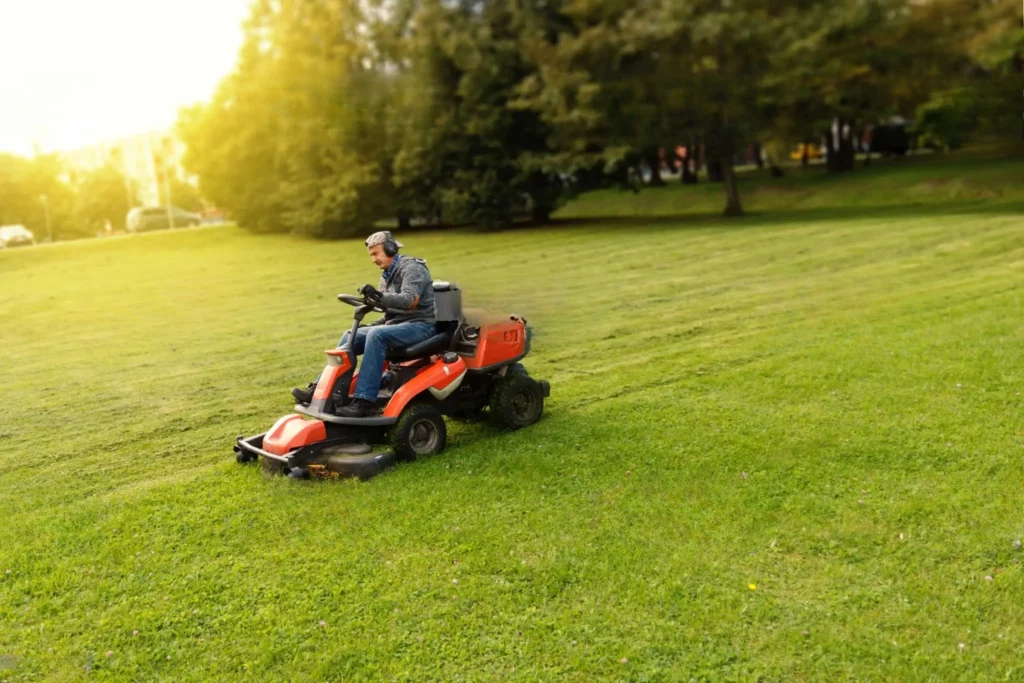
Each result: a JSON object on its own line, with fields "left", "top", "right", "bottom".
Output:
{"left": 39, "top": 194, "right": 52, "bottom": 242}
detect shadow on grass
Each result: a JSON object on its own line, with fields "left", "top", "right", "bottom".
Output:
{"left": 536, "top": 198, "right": 1024, "bottom": 234}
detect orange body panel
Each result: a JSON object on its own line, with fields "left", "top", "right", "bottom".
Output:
{"left": 314, "top": 354, "right": 353, "bottom": 400}
{"left": 263, "top": 415, "right": 327, "bottom": 455}
{"left": 382, "top": 356, "right": 467, "bottom": 418}
{"left": 462, "top": 320, "right": 526, "bottom": 370}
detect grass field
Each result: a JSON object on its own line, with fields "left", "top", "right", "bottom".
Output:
{"left": 1, "top": 152, "right": 1023, "bottom": 681}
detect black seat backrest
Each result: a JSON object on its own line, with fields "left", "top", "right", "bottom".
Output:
{"left": 385, "top": 330, "right": 453, "bottom": 361}
{"left": 433, "top": 282, "right": 462, "bottom": 322}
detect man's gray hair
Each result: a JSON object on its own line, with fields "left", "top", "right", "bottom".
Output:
{"left": 365, "top": 231, "right": 404, "bottom": 250}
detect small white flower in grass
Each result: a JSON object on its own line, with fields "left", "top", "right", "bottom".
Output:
{"left": 620, "top": 657, "right": 629, "bottom": 664}
{"left": 858, "top": 499, "right": 865, "bottom": 505}
{"left": 899, "top": 533, "right": 904, "bottom": 540}
{"left": 956, "top": 383, "right": 962, "bottom": 388}
{"left": 958, "top": 642, "right": 966, "bottom": 651}
{"left": 452, "top": 579, "right": 458, "bottom": 585}
{"left": 133, "top": 630, "right": 139, "bottom": 637}
{"left": 166, "top": 655, "right": 171, "bottom": 660}
{"left": 985, "top": 575, "right": 993, "bottom": 582}
{"left": 319, "top": 620, "right": 326, "bottom": 628}
{"left": 1013, "top": 539, "right": 1022, "bottom": 550}
{"left": 5, "top": 569, "right": 9, "bottom": 574}
{"left": 105, "top": 651, "right": 113, "bottom": 657}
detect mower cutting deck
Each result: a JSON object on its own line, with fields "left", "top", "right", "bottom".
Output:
{"left": 234, "top": 281, "right": 549, "bottom": 480}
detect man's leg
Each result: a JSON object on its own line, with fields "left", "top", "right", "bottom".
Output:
{"left": 291, "top": 327, "right": 371, "bottom": 404}
{"left": 340, "top": 322, "right": 436, "bottom": 414}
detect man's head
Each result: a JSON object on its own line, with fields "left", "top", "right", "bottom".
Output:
{"left": 365, "top": 231, "right": 403, "bottom": 270}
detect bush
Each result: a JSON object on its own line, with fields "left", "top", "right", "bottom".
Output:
{"left": 914, "top": 88, "right": 980, "bottom": 152}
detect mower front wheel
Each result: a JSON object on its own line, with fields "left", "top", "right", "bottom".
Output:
{"left": 391, "top": 403, "right": 447, "bottom": 461}
{"left": 490, "top": 374, "right": 545, "bottom": 429}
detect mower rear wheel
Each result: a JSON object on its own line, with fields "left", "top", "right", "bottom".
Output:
{"left": 490, "top": 374, "right": 544, "bottom": 429}
{"left": 391, "top": 404, "right": 447, "bottom": 460}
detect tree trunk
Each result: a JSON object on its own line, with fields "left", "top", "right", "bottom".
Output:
{"left": 752, "top": 142, "right": 764, "bottom": 169}
{"left": 397, "top": 211, "right": 411, "bottom": 230}
{"left": 707, "top": 158, "right": 723, "bottom": 182}
{"left": 840, "top": 126, "right": 856, "bottom": 171}
{"left": 646, "top": 150, "right": 665, "bottom": 187}
{"left": 827, "top": 118, "right": 857, "bottom": 173}
{"left": 681, "top": 160, "right": 698, "bottom": 184}
{"left": 801, "top": 141, "right": 810, "bottom": 167}
{"left": 721, "top": 153, "right": 743, "bottom": 217}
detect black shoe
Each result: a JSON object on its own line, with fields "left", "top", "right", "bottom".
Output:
{"left": 337, "top": 398, "right": 377, "bottom": 418}
{"left": 291, "top": 386, "right": 314, "bottom": 405}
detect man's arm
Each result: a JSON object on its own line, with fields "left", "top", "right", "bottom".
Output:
{"left": 379, "top": 261, "right": 429, "bottom": 311}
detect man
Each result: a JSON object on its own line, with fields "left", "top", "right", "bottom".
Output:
{"left": 291, "top": 231, "right": 437, "bottom": 417}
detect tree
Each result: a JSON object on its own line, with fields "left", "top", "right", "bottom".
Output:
{"left": 0, "top": 153, "right": 79, "bottom": 240}
{"left": 75, "top": 163, "right": 138, "bottom": 233}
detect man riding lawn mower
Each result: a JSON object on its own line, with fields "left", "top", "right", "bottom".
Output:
{"left": 234, "top": 231, "right": 550, "bottom": 480}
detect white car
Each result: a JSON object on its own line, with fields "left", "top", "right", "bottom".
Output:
{"left": 126, "top": 206, "right": 202, "bottom": 233}
{"left": 0, "top": 224, "right": 34, "bottom": 248}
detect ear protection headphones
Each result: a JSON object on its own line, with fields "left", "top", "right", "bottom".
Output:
{"left": 366, "top": 231, "right": 400, "bottom": 257}
{"left": 382, "top": 231, "right": 399, "bottom": 257}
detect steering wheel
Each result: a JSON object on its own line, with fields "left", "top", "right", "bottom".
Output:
{"left": 337, "top": 293, "right": 386, "bottom": 312}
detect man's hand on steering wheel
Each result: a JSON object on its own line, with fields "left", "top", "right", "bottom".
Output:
{"left": 358, "top": 284, "right": 383, "bottom": 302}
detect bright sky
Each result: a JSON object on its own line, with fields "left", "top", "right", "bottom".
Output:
{"left": 0, "top": 0, "right": 252, "bottom": 156}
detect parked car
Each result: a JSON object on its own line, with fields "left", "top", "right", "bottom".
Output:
{"left": 126, "top": 207, "right": 202, "bottom": 233}
{"left": 790, "top": 143, "right": 824, "bottom": 161}
{"left": 0, "top": 224, "right": 35, "bottom": 248}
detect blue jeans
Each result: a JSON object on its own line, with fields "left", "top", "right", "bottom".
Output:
{"left": 338, "top": 322, "right": 436, "bottom": 401}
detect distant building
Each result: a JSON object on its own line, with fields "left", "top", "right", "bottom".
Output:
{"left": 58, "top": 130, "right": 192, "bottom": 207}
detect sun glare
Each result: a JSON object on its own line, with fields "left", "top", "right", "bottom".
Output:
{"left": 0, "top": 0, "right": 251, "bottom": 156}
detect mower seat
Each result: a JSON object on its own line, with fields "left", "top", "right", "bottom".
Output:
{"left": 386, "top": 331, "right": 452, "bottom": 361}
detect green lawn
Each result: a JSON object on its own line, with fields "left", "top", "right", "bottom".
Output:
{"left": 1, "top": 153, "right": 1023, "bottom": 681}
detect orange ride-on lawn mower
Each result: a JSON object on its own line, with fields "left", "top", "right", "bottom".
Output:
{"left": 233, "top": 282, "right": 550, "bottom": 480}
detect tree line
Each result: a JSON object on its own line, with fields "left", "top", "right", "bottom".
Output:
{"left": 0, "top": 150, "right": 202, "bottom": 242}
{"left": 4, "top": 0, "right": 1018, "bottom": 242}
{"left": 176, "top": 0, "right": 1018, "bottom": 236}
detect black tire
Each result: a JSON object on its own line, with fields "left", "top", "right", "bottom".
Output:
{"left": 507, "top": 362, "right": 528, "bottom": 377}
{"left": 489, "top": 374, "right": 544, "bottom": 430}
{"left": 235, "top": 450, "right": 257, "bottom": 464}
{"left": 391, "top": 403, "right": 447, "bottom": 460}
